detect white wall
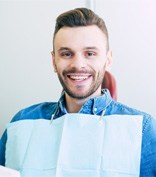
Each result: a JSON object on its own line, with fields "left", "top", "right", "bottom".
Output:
{"left": 0, "top": 0, "right": 156, "bottom": 136}
{"left": 96, "top": 0, "right": 156, "bottom": 117}
{"left": 0, "top": 0, "right": 86, "bottom": 135}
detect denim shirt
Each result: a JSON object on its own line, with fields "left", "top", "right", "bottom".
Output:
{"left": 0, "top": 89, "right": 156, "bottom": 176}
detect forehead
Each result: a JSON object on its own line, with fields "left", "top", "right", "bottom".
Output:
{"left": 54, "top": 25, "right": 107, "bottom": 51}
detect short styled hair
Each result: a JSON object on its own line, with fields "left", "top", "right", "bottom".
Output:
{"left": 53, "top": 8, "right": 109, "bottom": 51}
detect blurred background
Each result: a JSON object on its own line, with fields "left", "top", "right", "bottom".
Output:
{"left": 0, "top": 0, "right": 156, "bottom": 135}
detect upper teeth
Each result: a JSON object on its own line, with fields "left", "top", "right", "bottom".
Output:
{"left": 69, "top": 75, "right": 89, "bottom": 80}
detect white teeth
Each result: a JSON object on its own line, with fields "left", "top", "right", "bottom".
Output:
{"left": 69, "top": 75, "right": 89, "bottom": 80}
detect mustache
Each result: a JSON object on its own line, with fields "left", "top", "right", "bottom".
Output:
{"left": 63, "top": 68, "right": 94, "bottom": 76}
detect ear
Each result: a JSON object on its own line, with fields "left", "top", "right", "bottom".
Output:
{"left": 51, "top": 51, "right": 57, "bottom": 72}
{"left": 105, "top": 50, "right": 112, "bottom": 71}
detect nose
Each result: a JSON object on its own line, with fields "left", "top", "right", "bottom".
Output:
{"left": 70, "top": 53, "right": 86, "bottom": 69}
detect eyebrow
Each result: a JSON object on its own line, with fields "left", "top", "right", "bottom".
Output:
{"left": 57, "top": 47, "right": 72, "bottom": 53}
{"left": 57, "top": 46, "right": 99, "bottom": 52}
{"left": 83, "top": 47, "right": 99, "bottom": 50}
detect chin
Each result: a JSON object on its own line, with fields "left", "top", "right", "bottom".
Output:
{"left": 66, "top": 90, "right": 94, "bottom": 100}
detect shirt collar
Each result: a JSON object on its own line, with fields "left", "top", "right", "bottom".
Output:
{"left": 58, "top": 89, "right": 112, "bottom": 115}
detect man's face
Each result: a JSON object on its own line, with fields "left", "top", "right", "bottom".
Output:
{"left": 52, "top": 25, "right": 112, "bottom": 99}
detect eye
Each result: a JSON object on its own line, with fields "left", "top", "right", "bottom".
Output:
{"left": 85, "top": 51, "right": 96, "bottom": 58}
{"left": 88, "top": 52, "right": 95, "bottom": 56}
{"left": 61, "top": 52, "right": 73, "bottom": 58}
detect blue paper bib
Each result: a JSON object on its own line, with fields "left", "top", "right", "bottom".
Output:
{"left": 5, "top": 114, "right": 143, "bottom": 177}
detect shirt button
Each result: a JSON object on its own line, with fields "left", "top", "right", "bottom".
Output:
{"left": 94, "top": 108, "right": 97, "bottom": 112}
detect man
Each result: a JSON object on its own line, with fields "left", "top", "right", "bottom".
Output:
{"left": 0, "top": 7, "right": 156, "bottom": 177}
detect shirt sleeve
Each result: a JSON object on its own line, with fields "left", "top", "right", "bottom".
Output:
{"left": 0, "top": 110, "right": 23, "bottom": 166}
{"left": 0, "top": 130, "right": 7, "bottom": 166}
{"left": 140, "top": 116, "right": 156, "bottom": 176}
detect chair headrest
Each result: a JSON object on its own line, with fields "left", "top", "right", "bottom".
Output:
{"left": 102, "top": 71, "right": 117, "bottom": 101}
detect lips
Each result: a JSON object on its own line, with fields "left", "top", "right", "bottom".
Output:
{"left": 63, "top": 69, "right": 93, "bottom": 83}
{"left": 67, "top": 74, "right": 91, "bottom": 81}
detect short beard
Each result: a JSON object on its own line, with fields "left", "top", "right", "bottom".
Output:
{"left": 57, "top": 71, "right": 104, "bottom": 100}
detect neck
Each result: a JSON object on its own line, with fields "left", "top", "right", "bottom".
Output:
{"left": 64, "top": 89, "right": 102, "bottom": 113}
{"left": 65, "top": 95, "right": 87, "bottom": 113}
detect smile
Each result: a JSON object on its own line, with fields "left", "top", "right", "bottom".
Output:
{"left": 67, "top": 74, "right": 91, "bottom": 81}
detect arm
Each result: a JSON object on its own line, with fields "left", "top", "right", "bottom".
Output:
{"left": 140, "top": 116, "right": 156, "bottom": 176}
{"left": 0, "top": 111, "right": 22, "bottom": 166}
{"left": 0, "top": 130, "right": 7, "bottom": 166}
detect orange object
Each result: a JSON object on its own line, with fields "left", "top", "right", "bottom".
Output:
{"left": 102, "top": 71, "right": 117, "bottom": 101}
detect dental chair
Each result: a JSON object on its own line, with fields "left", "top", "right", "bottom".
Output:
{"left": 102, "top": 71, "right": 117, "bottom": 101}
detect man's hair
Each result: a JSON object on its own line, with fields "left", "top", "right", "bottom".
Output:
{"left": 53, "top": 7, "right": 109, "bottom": 51}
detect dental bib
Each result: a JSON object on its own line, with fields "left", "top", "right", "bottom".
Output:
{"left": 5, "top": 113, "right": 143, "bottom": 177}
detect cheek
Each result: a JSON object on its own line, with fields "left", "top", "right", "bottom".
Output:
{"left": 55, "top": 62, "right": 68, "bottom": 74}
{"left": 92, "top": 62, "right": 106, "bottom": 72}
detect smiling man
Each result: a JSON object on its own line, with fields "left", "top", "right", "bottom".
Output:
{"left": 0, "top": 8, "right": 156, "bottom": 177}
{"left": 52, "top": 25, "right": 112, "bottom": 112}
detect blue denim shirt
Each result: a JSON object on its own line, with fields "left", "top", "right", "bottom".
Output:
{"left": 0, "top": 89, "right": 156, "bottom": 176}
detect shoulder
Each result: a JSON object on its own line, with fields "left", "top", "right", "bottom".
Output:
{"left": 108, "top": 100, "right": 156, "bottom": 174}
{"left": 108, "top": 100, "right": 152, "bottom": 118}
{"left": 107, "top": 100, "right": 156, "bottom": 129}
{"left": 11, "top": 102, "right": 58, "bottom": 123}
